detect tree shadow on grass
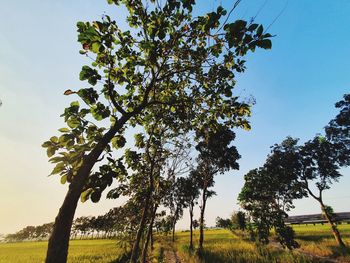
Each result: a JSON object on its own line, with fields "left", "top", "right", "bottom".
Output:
{"left": 297, "top": 236, "right": 326, "bottom": 242}
{"left": 329, "top": 245, "right": 350, "bottom": 258}
{"left": 108, "top": 251, "right": 131, "bottom": 263}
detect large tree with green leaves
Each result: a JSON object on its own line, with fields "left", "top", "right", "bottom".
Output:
{"left": 239, "top": 137, "right": 305, "bottom": 249}
{"left": 43, "top": 0, "right": 272, "bottom": 261}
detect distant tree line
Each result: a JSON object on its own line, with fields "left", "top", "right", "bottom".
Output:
{"left": 5, "top": 223, "right": 54, "bottom": 242}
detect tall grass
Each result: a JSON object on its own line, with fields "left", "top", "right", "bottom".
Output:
{"left": 1, "top": 225, "right": 349, "bottom": 262}
{"left": 0, "top": 239, "right": 122, "bottom": 263}
{"left": 293, "top": 224, "right": 350, "bottom": 261}
{"left": 172, "top": 229, "right": 311, "bottom": 263}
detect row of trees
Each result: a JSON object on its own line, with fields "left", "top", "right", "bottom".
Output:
{"left": 239, "top": 94, "right": 350, "bottom": 249}
{"left": 216, "top": 211, "right": 247, "bottom": 231}
{"left": 42, "top": 1, "right": 273, "bottom": 262}
{"left": 4, "top": 206, "right": 203, "bottom": 243}
{"left": 5, "top": 223, "right": 54, "bottom": 242}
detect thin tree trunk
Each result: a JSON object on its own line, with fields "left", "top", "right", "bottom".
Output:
{"left": 199, "top": 188, "right": 207, "bottom": 250}
{"left": 189, "top": 202, "right": 194, "bottom": 250}
{"left": 150, "top": 227, "right": 154, "bottom": 250}
{"left": 45, "top": 115, "right": 130, "bottom": 263}
{"left": 141, "top": 205, "right": 157, "bottom": 263}
{"left": 172, "top": 206, "right": 179, "bottom": 242}
{"left": 172, "top": 221, "right": 176, "bottom": 242}
{"left": 130, "top": 194, "right": 152, "bottom": 263}
{"left": 320, "top": 202, "right": 345, "bottom": 247}
{"left": 130, "top": 123, "right": 159, "bottom": 263}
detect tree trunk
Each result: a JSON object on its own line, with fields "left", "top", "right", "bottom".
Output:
{"left": 45, "top": 170, "right": 87, "bottom": 263}
{"left": 130, "top": 194, "right": 152, "bottom": 263}
{"left": 172, "top": 206, "right": 179, "bottom": 243}
{"left": 199, "top": 189, "right": 207, "bottom": 250}
{"left": 172, "top": 221, "right": 176, "bottom": 242}
{"left": 189, "top": 202, "right": 194, "bottom": 250}
{"left": 320, "top": 202, "right": 345, "bottom": 247}
{"left": 45, "top": 115, "right": 130, "bottom": 263}
{"left": 141, "top": 205, "right": 157, "bottom": 263}
{"left": 150, "top": 227, "right": 154, "bottom": 250}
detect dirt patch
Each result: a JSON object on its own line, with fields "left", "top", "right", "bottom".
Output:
{"left": 163, "top": 249, "right": 181, "bottom": 263}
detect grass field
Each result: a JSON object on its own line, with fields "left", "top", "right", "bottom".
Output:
{"left": 0, "top": 239, "right": 122, "bottom": 263}
{"left": 171, "top": 224, "right": 350, "bottom": 263}
{"left": 1, "top": 224, "right": 349, "bottom": 262}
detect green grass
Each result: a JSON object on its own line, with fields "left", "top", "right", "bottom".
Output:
{"left": 170, "top": 224, "right": 350, "bottom": 263}
{"left": 172, "top": 229, "right": 311, "bottom": 263}
{"left": 0, "top": 239, "right": 123, "bottom": 263}
{"left": 293, "top": 223, "right": 350, "bottom": 261}
{"left": 1, "top": 225, "right": 350, "bottom": 262}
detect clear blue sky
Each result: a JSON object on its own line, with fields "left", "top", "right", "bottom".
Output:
{"left": 0, "top": 0, "right": 349, "bottom": 234}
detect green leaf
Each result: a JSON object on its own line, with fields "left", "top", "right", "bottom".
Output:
{"left": 77, "top": 88, "right": 99, "bottom": 105}
{"left": 42, "top": 141, "right": 52, "bottom": 148}
{"left": 67, "top": 118, "right": 80, "bottom": 129}
{"left": 91, "top": 191, "right": 102, "bottom": 203}
{"left": 51, "top": 162, "right": 65, "bottom": 175}
{"left": 71, "top": 101, "right": 80, "bottom": 107}
{"left": 50, "top": 136, "right": 58, "bottom": 143}
{"left": 79, "top": 66, "right": 101, "bottom": 86}
{"left": 80, "top": 188, "right": 93, "bottom": 203}
{"left": 111, "top": 135, "right": 126, "bottom": 149}
{"left": 60, "top": 174, "right": 67, "bottom": 184}
{"left": 248, "top": 23, "right": 259, "bottom": 31}
{"left": 49, "top": 156, "right": 63, "bottom": 163}
{"left": 256, "top": 39, "right": 272, "bottom": 49}
{"left": 47, "top": 147, "right": 56, "bottom": 158}
{"left": 58, "top": 127, "right": 70, "bottom": 133}
{"left": 91, "top": 103, "right": 110, "bottom": 121}
{"left": 91, "top": 42, "right": 101, "bottom": 53}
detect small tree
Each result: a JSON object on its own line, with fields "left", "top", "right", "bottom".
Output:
{"left": 165, "top": 177, "right": 188, "bottom": 242}
{"left": 194, "top": 124, "right": 240, "bottom": 250}
{"left": 182, "top": 172, "right": 200, "bottom": 250}
{"left": 300, "top": 136, "right": 346, "bottom": 247}
{"left": 215, "top": 217, "right": 232, "bottom": 229}
{"left": 231, "top": 211, "right": 246, "bottom": 231}
{"left": 193, "top": 219, "right": 199, "bottom": 230}
{"left": 239, "top": 137, "right": 305, "bottom": 249}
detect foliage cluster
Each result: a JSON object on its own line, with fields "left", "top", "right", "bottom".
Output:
{"left": 239, "top": 94, "right": 350, "bottom": 249}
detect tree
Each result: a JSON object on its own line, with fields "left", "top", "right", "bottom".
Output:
{"left": 300, "top": 136, "right": 346, "bottom": 247}
{"left": 5, "top": 223, "right": 54, "bottom": 242}
{"left": 239, "top": 137, "right": 305, "bottom": 249}
{"left": 165, "top": 177, "right": 188, "bottom": 243}
{"left": 193, "top": 219, "right": 199, "bottom": 230}
{"left": 215, "top": 217, "right": 232, "bottom": 229}
{"left": 239, "top": 168, "right": 300, "bottom": 249}
{"left": 194, "top": 124, "right": 240, "bottom": 251}
{"left": 231, "top": 211, "right": 246, "bottom": 231}
{"left": 43, "top": 0, "right": 272, "bottom": 261}
{"left": 182, "top": 172, "right": 200, "bottom": 250}
{"left": 326, "top": 94, "right": 350, "bottom": 166}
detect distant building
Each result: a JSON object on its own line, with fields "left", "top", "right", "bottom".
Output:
{"left": 285, "top": 212, "right": 350, "bottom": 225}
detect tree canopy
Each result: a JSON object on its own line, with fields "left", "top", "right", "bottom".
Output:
{"left": 43, "top": 1, "right": 272, "bottom": 262}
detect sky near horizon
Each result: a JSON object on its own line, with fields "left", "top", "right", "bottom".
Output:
{"left": 0, "top": 0, "right": 350, "bottom": 234}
